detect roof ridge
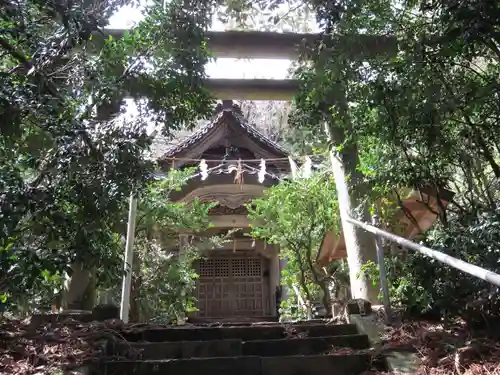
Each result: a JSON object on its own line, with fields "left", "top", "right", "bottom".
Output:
{"left": 160, "top": 111, "right": 224, "bottom": 158}
{"left": 159, "top": 104, "right": 289, "bottom": 159}
{"left": 231, "top": 110, "right": 289, "bottom": 154}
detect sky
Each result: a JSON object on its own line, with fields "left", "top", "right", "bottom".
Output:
{"left": 107, "top": 4, "right": 299, "bottom": 81}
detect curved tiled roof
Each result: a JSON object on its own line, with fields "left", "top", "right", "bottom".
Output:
{"left": 159, "top": 103, "right": 288, "bottom": 159}
{"left": 231, "top": 108, "right": 288, "bottom": 155}
{"left": 160, "top": 111, "right": 226, "bottom": 158}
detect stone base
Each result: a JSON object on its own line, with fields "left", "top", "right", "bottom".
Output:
{"left": 349, "top": 312, "right": 421, "bottom": 374}
{"left": 346, "top": 299, "right": 372, "bottom": 315}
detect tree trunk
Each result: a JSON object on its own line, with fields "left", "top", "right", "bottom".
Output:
{"left": 325, "top": 123, "right": 379, "bottom": 304}
{"left": 293, "top": 249, "right": 312, "bottom": 303}
{"left": 318, "top": 280, "right": 331, "bottom": 315}
{"left": 62, "top": 261, "right": 96, "bottom": 310}
{"left": 305, "top": 239, "right": 331, "bottom": 314}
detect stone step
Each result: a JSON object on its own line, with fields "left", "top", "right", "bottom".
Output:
{"left": 119, "top": 323, "right": 359, "bottom": 342}
{"left": 112, "top": 339, "right": 243, "bottom": 360}
{"left": 242, "top": 334, "right": 370, "bottom": 357}
{"left": 185, "top": 319, "right": 327, "bottom": 327}
{"left": 97, "top": 354, "right": 373, "bottom": 375}
{"left": 188, "top": 316, "right": 279, "bottom": 325}
{"left": 111, "top": 334, "right": 370, "bottom": 360}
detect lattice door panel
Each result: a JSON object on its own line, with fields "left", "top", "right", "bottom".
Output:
{"left": 231, "top": 256, "right": 264, "bottom": 317}
{"left": 196, "top": 258, "right": 232, "bottom": 317}
{"left": 233, "top": 280, "right": 264, "bottom": 314}
{"left": 194, "top": 252, "right": 268, "bottom": 318}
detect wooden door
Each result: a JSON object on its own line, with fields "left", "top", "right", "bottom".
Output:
{"left": 195, "top": 251, "right": 268, "bottom": 318}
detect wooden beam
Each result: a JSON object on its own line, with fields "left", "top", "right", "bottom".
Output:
{"left": 92, "top": 29, "right": 397, "bottom": 60}
{"left": 209, "top": 30, "right": 316, "bottom": 59}
{"left": 123, "top": 78, "right": 298, "bottom": 100}
{"left": 205, "top": 78, "right": 298, "bottom": 100}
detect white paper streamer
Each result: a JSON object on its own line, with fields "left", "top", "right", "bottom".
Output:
{"left": 199, "top": 159, "right": 208, "bottom": 180}
{"left": 288, "top": 156, "right": 298, "bottom": 179}
{"left": 258, "top": 159, "right": 266, "bottom": 183}
{"left": 302, "top": 156, "right": 312, "bottom": 178}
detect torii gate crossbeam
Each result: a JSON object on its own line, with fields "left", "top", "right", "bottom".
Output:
{"left": 94, "top": 29, "right": 397, "bottom": 60}
{"left": 91, "top": 30, "right": 396, "bottom": 101}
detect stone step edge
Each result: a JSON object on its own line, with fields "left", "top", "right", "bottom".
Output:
{"left": 119, "top": 323, "right": 357, "bottom": 331}
{"left": 118, "top": 333, "right": 370, "bottom": 346}
{"left": 99, "top": 353, "right": 373, "bottom": 363}
{"left": 117, "top": 323, "right": 360, "bottom": 342}
{"left": 96, "top": 353, "right": 378, "bottom": 375}
{"left": 92, "top": 352, "right": 383, "bottom": 375}
{"left": 108, "top": 334, "right": 371, "bottom": 358}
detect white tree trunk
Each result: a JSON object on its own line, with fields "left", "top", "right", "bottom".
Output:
{"left": 62, "top": 261, "right": 96, "bottom": 310}
{"left": 324, "top": 105, "right": 379, "bottom": 304}
{"left": 329, "top": 149, "right": 379, "bottom": 303}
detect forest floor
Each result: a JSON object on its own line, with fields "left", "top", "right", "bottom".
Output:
{"left": 333, "top": 319, "right": 500, "bottom": 375}
{"left": 389, "top": 319, "right": 500, "bottom": 375}
{"left": 0, "top": 316, "right": 499, "bottom": 375}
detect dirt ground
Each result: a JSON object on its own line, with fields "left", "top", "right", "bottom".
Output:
{"left": 330, "top": 319, "right": 500, "bottom": 375}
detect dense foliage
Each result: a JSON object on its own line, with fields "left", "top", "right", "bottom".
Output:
{"left": 248, "top": 172, "right": 344, "bottom": 317}
{"left": 0, "top": 0, "right": 215, "bottom": 311}
{"left": 124, "top": 169, "right": 229, "bottom": 323}
{"left": 287, "top": 0, "right": 500, "bottom": 324}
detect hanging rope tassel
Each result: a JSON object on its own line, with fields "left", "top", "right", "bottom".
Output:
{"left": 288, "top": 156, "right": 298, "bottom": 180}
{"left": 258, "top": 158, "right": 267, "bottom": 183}
{"left": 200, "top": 159, "right": 209, "bottom": 180}
{"left": 234, "top": 159, "right": 244, "bottom": 186}
{"left": 303, "top": 156, "right": 312, "bottom": 178}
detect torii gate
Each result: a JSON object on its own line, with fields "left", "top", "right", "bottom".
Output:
{"left": 92, "top": 28, "right": 396, "bottom": 322}
{"left": 92, "top": 30, "right": 396, "bottom": 100}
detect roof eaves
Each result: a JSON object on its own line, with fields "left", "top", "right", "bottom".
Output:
{"left": 231, "top": 111, "right": 289, "bottom": 156}
{"left": 159, "top": 106, "right": 289, "bottom": 159}
{"left": 160, "top": 110, "right": 225, "bottom": 158}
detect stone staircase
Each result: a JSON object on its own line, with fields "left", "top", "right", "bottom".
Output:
{"left": 95, "top": 321, "right": 386, "bottom": 375}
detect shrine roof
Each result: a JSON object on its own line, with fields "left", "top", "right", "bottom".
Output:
{"left": 156, "top": 101, "right": 289, "bottom": 161}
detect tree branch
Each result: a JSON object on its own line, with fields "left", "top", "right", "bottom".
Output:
{"left": 0, "top": 37, "right": 31, "bottom": 70}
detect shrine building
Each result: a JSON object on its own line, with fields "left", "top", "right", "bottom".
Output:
{"left": 156, "top": 100, "right": 289, "bottom": 321}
